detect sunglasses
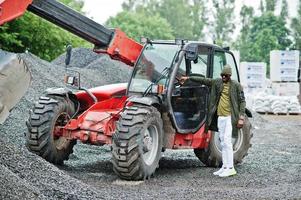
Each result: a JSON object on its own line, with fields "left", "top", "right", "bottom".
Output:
{"left": 221, "top": 74, "right": 230, "bottom": 78}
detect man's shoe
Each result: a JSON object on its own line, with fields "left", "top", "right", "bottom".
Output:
{"left": 218, "top": 168, "right": 237, "bottom": 177}
{"left": 213, "top": 167, "right": 226, "bottom": 176}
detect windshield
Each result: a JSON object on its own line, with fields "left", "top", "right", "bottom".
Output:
{"left": 128, "top": 43, "right": 181, "bottom": 93}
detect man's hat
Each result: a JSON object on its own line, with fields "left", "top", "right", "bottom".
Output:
{"left": 221, "top": 65, "right": 232, "bottom": 75}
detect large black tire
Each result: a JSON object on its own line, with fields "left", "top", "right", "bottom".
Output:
{"left": 26, "top": 95, "right": 76, "bottom": 165}
{"left": 194, "top": 117, "right": 252, "bottom": 167}
{"left": 112, "top": 104, "right": 163, "bottom": 180}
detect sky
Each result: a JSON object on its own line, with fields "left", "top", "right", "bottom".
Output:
{"left": 82, "top": 0, "right": 299, "bottom": 25}
{"left": 82, "top": 0, "right": 124, "bottom": 24}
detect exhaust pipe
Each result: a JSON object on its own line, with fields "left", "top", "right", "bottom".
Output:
{"left": 0, "top": 50, "right": 31, "bottom": 123}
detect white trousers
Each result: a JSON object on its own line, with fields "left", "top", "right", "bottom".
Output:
{"left": 218, "top": 116, "right": 234, "bottom": 168}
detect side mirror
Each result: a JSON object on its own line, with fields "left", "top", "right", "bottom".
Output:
{"left": 65, "top": 45, "right": 72, "bottom": 66}
{"left": 185, "top": 44, "right": 198, "bottom": 61}
{"left": 64, "top": 74, "right": 79, "bottom": 87}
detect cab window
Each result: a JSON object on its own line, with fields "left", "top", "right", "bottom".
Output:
{"left": 179, "top": 46, "right": 209, "bottom": 77}
{"left": 225, "top": 52, "right": 238, "bottom": 81}
{"left": 190, "top": 47, "right": 209, "bottom": 77}
{"left": 213, "top": 51, "right": 238, "bottom": 80}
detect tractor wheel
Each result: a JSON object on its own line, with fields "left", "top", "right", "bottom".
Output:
{"left": 26, "top": 95, "right": 76, "bottom": 165}
{"left": 112, "top": 104, "right": 163, "bottom": 180}
{"left": 194, "top": 117, "right": 252, "bottom": 167}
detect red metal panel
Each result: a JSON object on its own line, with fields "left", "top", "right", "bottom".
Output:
{"left": 63, "top": 96, "right": 128, "bottom": 145}
{"left": 75, "top": 83, "right": 127, "bottom": 111}
{"left": 0, "top": 0, "right": 32, "bottom": 25}
{"left": 173, "top": 125, "right": 212, "bottom": 149}
{"left": 95, "top": 29, "right": 143, "bottom": 66}
{"left": 76, "top": 83, "right": 127, "bottom": 102}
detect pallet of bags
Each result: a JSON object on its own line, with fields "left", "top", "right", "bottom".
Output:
{"left": 287, "top": 96, "right": 301, "bottom": 114}
{"left": 252, "top": 93, "right": 271, "bottom": 112}
{"left": 253, "top": 95, "right": 301, "bottom": 115}
{"left": 270, "top": 96, "right": 289, "bottom": 114}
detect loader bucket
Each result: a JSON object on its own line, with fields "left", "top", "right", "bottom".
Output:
{"left": 0, "top": 51, "right": 31, "bottom": 124}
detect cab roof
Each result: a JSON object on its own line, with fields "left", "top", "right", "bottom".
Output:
{"left": 149, "top": 39, "right": 225, "bottom": 51}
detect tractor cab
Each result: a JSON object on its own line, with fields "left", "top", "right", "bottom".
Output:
{"left": 170, "top": 42, "right": 240, "bottom": 133}
{"left": 127, "top": 40, "right": 240, "bottom": 134}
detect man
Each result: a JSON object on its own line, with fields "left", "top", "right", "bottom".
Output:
{"left": 180, "top": 65, "right": 246, "bottom": 177}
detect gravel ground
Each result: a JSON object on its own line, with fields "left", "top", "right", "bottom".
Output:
{"left": 0, "top": 49, "right": 300, "bottom": 199}
{"left": 61, "top": 113, "right": 301, "bottom": 200}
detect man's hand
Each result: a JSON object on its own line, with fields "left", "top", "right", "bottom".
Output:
{"left": 179, "top": 76, "right": 189, "bottom": 85}
{"left": 237, "top": 117, "right": 244, "bottom": 129}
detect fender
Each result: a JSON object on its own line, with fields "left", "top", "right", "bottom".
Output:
{"left": 128, "top": 96, "right": 161, "bottom": 108}
{"left": 45, "top": 87, "right": 78, "bottom": 103}
{"left": 46, "top": 87, "right": 73, "bottom": 96}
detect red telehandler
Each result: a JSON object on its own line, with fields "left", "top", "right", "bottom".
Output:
{"left": 0, "top": 0, "right": 252, "bottom": 180}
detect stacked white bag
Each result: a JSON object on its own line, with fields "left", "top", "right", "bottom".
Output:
{"left": 252, "top": 92, "right": 272, "bottom": 112}
{"left": 287, "top": 97, "right": 301, "bottom": 113}
{"left": 270, "top": 96, "right": 289, "bottom": 114}
{"left": 251, "top": 95, "right": 301, "bottom": 114}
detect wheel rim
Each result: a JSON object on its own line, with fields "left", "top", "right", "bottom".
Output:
{"left": 213, "top": 129, "right": 243, "bottom": 154}
{"left": 53, "top": 112, "right": 70, "bottom": 151}
{"left": 142, "top": 124, "right": 159, "bottom": 166}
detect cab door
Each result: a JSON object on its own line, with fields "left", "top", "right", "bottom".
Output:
{"left": 170, "top": 46, "right": 211, "bottom": 133}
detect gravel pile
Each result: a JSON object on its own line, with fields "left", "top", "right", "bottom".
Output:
{"left": 0, "top": 48, "right": 132, "bottom": 199}
{"left": 0, "top": 137, "right": 106, "bottom": 200}
{"left": 52, "top": 48, "right": 132, "bottom": 87}
{"left": 52, "top": 48, "right": 101, "bottom": 68}
{"left": 0, "top": 49, "right": 131, "bottom": 145}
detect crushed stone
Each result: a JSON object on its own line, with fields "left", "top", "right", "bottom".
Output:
{"left": 0, "top": 48, "right": 132, "bottom": 199}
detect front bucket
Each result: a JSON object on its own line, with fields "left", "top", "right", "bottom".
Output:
{"left": 0, "top": 50, "right": 31, "bottom": 124}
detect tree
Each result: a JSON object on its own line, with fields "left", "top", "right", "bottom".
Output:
{"left": 265, "top": 0, "right": 277, "bottom": 12}
{"left": 250, "top": 13, "right": 291, "bottom": 52}
{"left": 60, "top": 0, "right": 84, "bottom": 12}
{"left": 260, "top": 0, "right": 265, "bottom": 13}
{"left": 0, "top": 0, "right": 90, "bottom": 61}
{"left": 291, "top": 0, "right": 301, "bottom": 50}
{"left": 191, "top": 0, "right": 207, "bottom": 40}
{"left": 280, "top": 0, "right": 288, "bottom": 19}
{"left": 152, "top": 0, "right": 197, "bottom": 40}
{"left": 240, "top": 5, "right": 255, "bottom": 32}
{"left": 209, "top": 0, "right": 236, "bottom": 46}
{"left": 122, "top": 0, "right": 145, "bottom": 11}
{"left": 237, "top": 12, "right": 292, "bottom": 75}
{"left": 234, "top": 5, "right": 254, "bottom": 60}
{"left": 106, "top": 11, "right": 174, "bottom": 42}
{"left": 121, "top": 0, "right": 206, "bottom": 40}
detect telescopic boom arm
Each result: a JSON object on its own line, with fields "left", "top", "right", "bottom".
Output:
{"left": 0, "top": 0, "right": 142, "bottom": 65}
